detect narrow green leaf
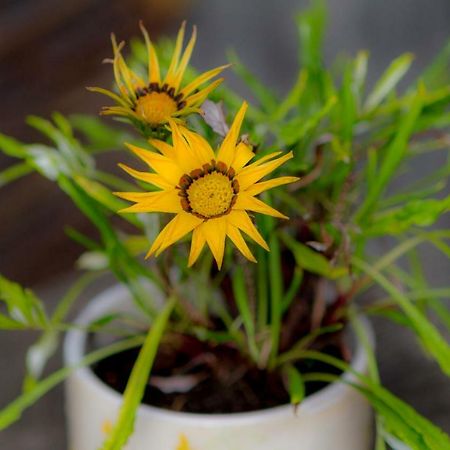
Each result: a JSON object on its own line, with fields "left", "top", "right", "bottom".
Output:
{"left": 284, "top": 365, "right": 305, "bottom": 406}
{"left": 231, "top": 266, "right": 258, "bottom": 361}
{"left": 366, "top": 195, "right": 450, "bottom": 236}
{"left": 356, "top": 86, "right": 423, "bottom": 223}
{"left": 0, "top": 335, "right": 145, "bottom": 430}
{"left": 0, "top": 163, "right": 33, "bottom": 188}
{"left": 364, "top": 53, "right": 414, "bottom": 111}
{"left": 0, "top": 276, "right": 48, "bottom": 329}
{"left": 280, "top": 232, "right": 347, "bottom": 279}
{"left": 352, "top": 257, "right": 450, "bottom": 376}
{"left": 100, "top": 297, "right": 176, "bottom": 450}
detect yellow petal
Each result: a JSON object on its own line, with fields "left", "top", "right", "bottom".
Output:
{"left": 87, "top": 87, "right": 132, "bottom": 107}
{"left": 172, "top": 25, "right": 197, "bottom": 90}
{"left": 165, "top": 21, "right": 186, "bottom": 85}
{"left": 148, "top": 212, "right": 203, "bottom": 257}
{"left": 148, "top": 139, "right": 174, "bottom": 158}
{"left": 226, "top": 224, "right": 256, "bottom": 263}
{"left": 188, "top": 227, "right": 206, "bottom": 267}
{"left": 179, "top": 126, "right": 215, "bottom": 163}
{"left": 198, "top": 218, "right": 227, "bottom": 269}
{"left": 244, "top": 176, "right": 299, "bottom": 196}
{"left": 234, "top": 193, "right": 288, "bottom": 219}
{"left": 232, "top": 141, "right": 255, "bottom": 172}
{"left": 184, "top": 78, "right": 224, "bottom": 107}
{"left": 126, "top": 143, "right": 182, "bottom": 186}
{"left": 237, "top": 151, "right": 293, "bottom": 191}
{"left": 168, "top": 120, "right": 204, "bottom": 172}
{"left": 216, "top": 102, "right": 248, "bottom": 167}
{"left": 181, "top": 64, "right": 230, "bottom": 97}
{"left": 139, "top": 22, "right": 161, "bottom": 84}
{"left": 226, "top": 210, "right": 269, "bottom": 251}
{"left": 117, "top": 190, "right": 182, "bottom": 214}
{"left": 118, "top": 163, "right": 174, "bottom": 189}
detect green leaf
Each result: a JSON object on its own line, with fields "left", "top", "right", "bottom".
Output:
{"left": 280, "top": 232, "right": 347, "bottom": 279}
{"left": 352, "top": 257, "right": 450, "bottom": 376}
{"left": 0, "top": 335, "right": 146, "bottom": 430}
{"left": 272, "top": 70, "right": 308, "bottom": 121}
{"left": 0, "top": 163, "right": 33, "bottom": 188}
{"left": 364, "top": 53, "right": 414, "bottom": 111}
{"left": 353, "top": 383, "right": 450, "bottom": 450}
{"left": 279, "top": 95, "right": 336, "bottom": 145}
{"left": 268, "top": 230, "right": 284, "bottom": 366}
{"left": 231, "top": 265, "right": 258, "bottom": 361}
{"left": 366, "top": 195, "right": 450, "bottom": 236}
{"left": 284, "top": 364, "right": 305, "bottom": 406}
{"left": 70, "top": 114, "right": 131, "bottom": 152}
{"left": 356, "top": 85, "right": 423, "bottom": 223}
{"left": 0, "top": 276, "right": 48, "bottom": 329}
{"left": 74, "top": 175, "right": 141, "bottom": 227}
{"left": 296, "top": 0, "right": 326, "bottom": 72}
{"left": 421, "top": 38, "right": 450, "bottom": 87}
{"left": 0, "top": 133, "right": 26, "bottom": 158}
{"left": 295, "top": 352, "right": 450, "bottom": 450}
{"left": 99, "top": 297, "right": 176, "bottom": 450}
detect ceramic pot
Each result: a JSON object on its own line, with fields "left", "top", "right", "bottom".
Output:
{"left": 64, "top": 284, "right": 373, "bottom": 450}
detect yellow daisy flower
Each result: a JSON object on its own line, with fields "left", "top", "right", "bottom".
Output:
{"left": 88, "top": 22, "right": 228, "bottom": 131}
{"left": 115, "top": 102, "right": 298, "bottom": 269}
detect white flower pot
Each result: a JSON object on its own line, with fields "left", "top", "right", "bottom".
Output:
{"left": 64, "top": 285, "right": 374, "bottom": 450}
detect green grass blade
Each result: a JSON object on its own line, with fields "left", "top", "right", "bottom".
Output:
{"left": 364, "top": 53, "right": 414, "bottom": 111}
{"left": 99, "top": 297, "right": 176, "bottom": 450}
{"left": 0, "top": 335, "right": 145, "bottom": 430}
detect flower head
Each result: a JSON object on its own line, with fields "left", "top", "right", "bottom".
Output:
{"left": 89, "top": 22, "right": 228, "bottom": 132}
{"left": 115, "top": 102, "right": 298, "bottom": 268}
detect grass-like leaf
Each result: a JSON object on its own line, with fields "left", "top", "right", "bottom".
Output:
{"left": 99, "top": 297, "right": 176, "bottom": 450}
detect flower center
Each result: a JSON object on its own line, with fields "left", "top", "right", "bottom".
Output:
{"left": 135, "top": 91, "right": 178, "bottom": 125}
{"left": 178, "top": 160, "right": 239, "bottom": 219}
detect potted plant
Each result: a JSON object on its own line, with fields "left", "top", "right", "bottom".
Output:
{"left": 1, "top": 3, "right": 449, "bottom": 449}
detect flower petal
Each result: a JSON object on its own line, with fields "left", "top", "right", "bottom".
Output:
{"left": 118, "top": 163, "right": 174, "bottom": 189}
{"left": 169, "top": 120, "right": 204, "bottom": 172}
{"left": 244, "top": 176, "right": 299, "bottom": 196}
{"left": 148, "top": 139, "right": 174, "bottom": 158}
{"left": 237, "top": 151, "right": 294, "bottom": 191}
{"left": 165, "top": 21, "right": 186, "bottom": 85}
{"left": 226, "top": 210, "right": 269, "bottom": 251}
{"left": 181, "top": 64, "right": 230, "bottom": 97}
{"left": 147, "top": 212, "right": 203, "bottom": 257}
{"left": 126, "top": 143, "right": 182, "bottom": 186}
{"left": 188, "top": 227, "right": 206, "bottom": 267}
{"left": 226, "top": 224, "right": 256, "bottom": 263}
{"left": 179, "top": 127, "right": 215, "bottom": 163}
{"left": 139, "top": 22, "right": 161, "bottom": 84}
{"left": 232, "top": 141, "right": 255, "bottom": 172}
{"left": 234, "top": 193, "right": 288, "bottom": 219}
{"left": 116, "top": 189, "right": 181, "bottom": 214}
{"left": 216, "top": 102, "right": 248, "bottom": 166}
{"left": 172, "top": 26, "right": 197, "bottom": 91}
{"left": 198, "top": 218, "right": 227, "bottom": 269}
{"left": 184, "top": 79, "right": 224, "bottom": 108}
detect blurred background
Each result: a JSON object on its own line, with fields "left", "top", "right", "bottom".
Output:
{"left": 0, "top": 0, "right": 449, "bottom": 448}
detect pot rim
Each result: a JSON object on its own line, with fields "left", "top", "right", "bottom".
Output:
{"left": 64, "top": 283, "right": 373, "bottom": 426}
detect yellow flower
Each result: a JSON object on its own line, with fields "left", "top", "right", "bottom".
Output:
{"left": 115, "top": 102, "right": 298, "bottom": 268}
{"left": 89, "top": 22, "right": 228, "bottom": 130}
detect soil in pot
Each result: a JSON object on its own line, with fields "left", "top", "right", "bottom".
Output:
{"left": 91, "top": 333, "right": 344, "bottom": 414}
